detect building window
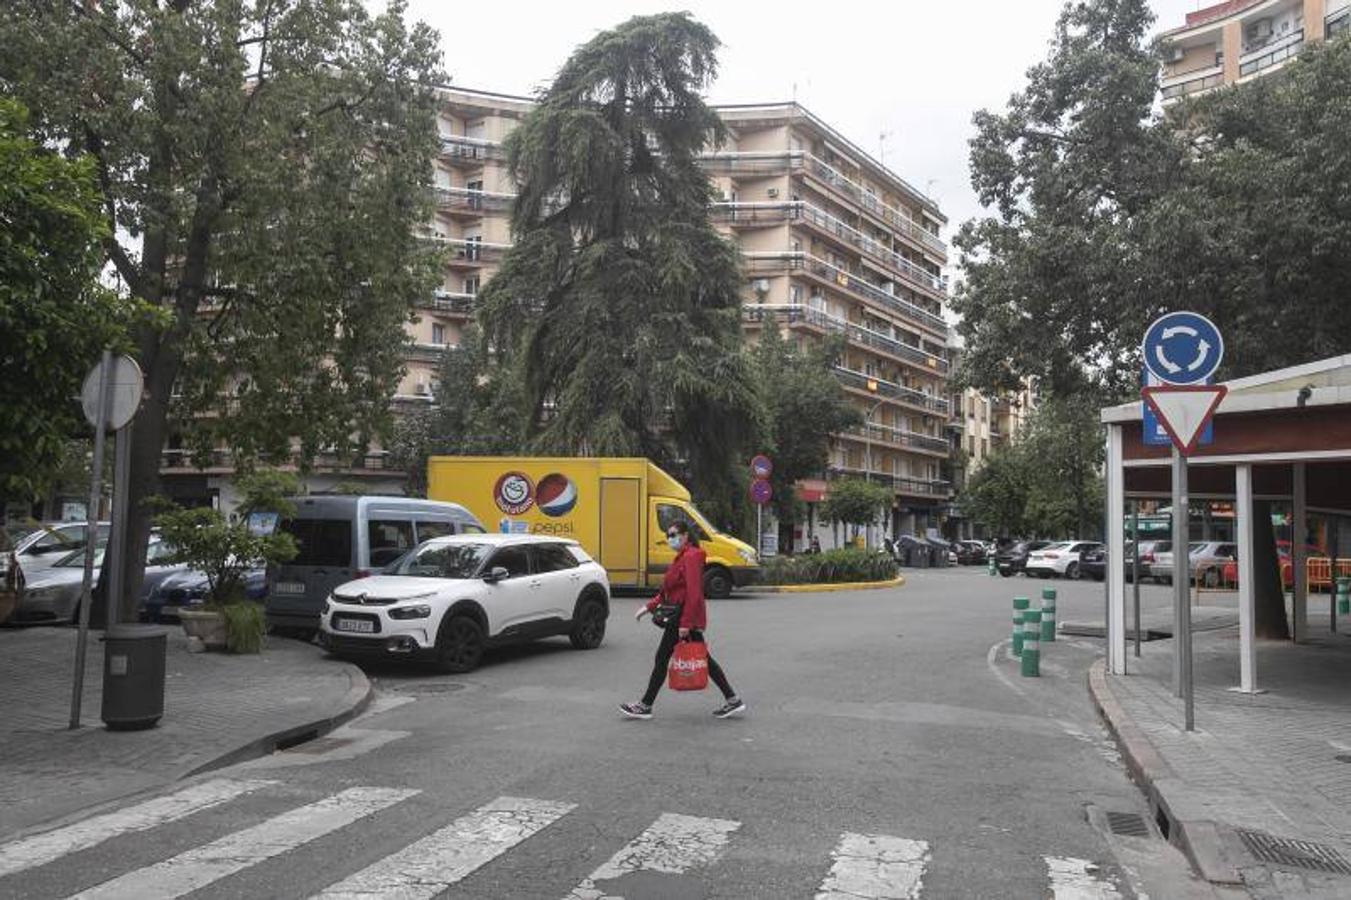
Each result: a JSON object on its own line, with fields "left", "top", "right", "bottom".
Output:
{"left": 789, "top": 284, "right": 802, "bottom": 304}
{"left": 464, "top": 275, "right": 480, "bottom": 295}
{"left": 432, "top": 323, "right": 445, "bottom": 345}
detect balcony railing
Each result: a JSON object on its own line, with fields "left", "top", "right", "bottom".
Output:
{"left": 1161, "top": 65, "right": 1225, "bottom": 100}
{"left": 841, "top": 424, "right": 951, "bottom": 456}
{"left": 699, "top": 149, "right": 804, "bottom": 175}
{"left": 743, "top": 305, "right": 948, "bottom": 374}
{"left": 434, "top": 186, "right": 515, "bottom": 214}
{"left": 804, "top": 156, "right": 946, "bottom": 256}
{"left": 419, "top": 291, "right": 475, "bottom": 315}
{"left": 827, "top": 465, "right": 952, "bottom": 497}
{"left": 709, "top": 200, "right": 801, "bottom": 225}
{"left": 408, "top": 342, "right": 451, "bottom": 363}
{"left": 798, "top": 254, "right": 948, "bottom": 336}
{"left": 432, "top": 237, "right": 510, "bottom": 264}
{"left": 439, "top": 135, "right": 505, "bottom": 163}
{"left": 1239, "top": 29, "right": 1303, "bottom": 77}
{"left": 161, "top": 448, "right": 395, "bottom": 472}
{"left": 833, "top": 366, "right": 950, "bottom": 415}
{"left": 798, "top": 203, "right": 945, "bottom": 295}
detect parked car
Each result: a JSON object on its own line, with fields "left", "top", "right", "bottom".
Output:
{"left": 12, "top": 537, "right": 182, "bottom": 624}
{"left": 1025, "top": 541, "right": 1103, "bottom": 580}
{"left": 140, "top": 566, "right": 268, "bottom": 623}
{"left": 1081, "top": 546, "right": 1107, "bottom": 581}
{"left": 954, "top": 540, "right": 988, "bottom": 565}
{"left": 266, "top": 495, "right": 485, "bottom": 637}
{"left": 995, "top": 540, "right": 1051, "bottom": 577}
{"left": 0, "top": 522, "right": 110, "bottom": 587}
{"left": 1124, "top": 540, "right": 1163, "bottom": 582}
{"left": 319, "top": 534, "right": 610, "bottom": 672}
{"left": 1189, "top": 541, "right": 1238, "bottom": 587}
{"left": 1220, "top": 545, "right": 1302, "bottom": 589}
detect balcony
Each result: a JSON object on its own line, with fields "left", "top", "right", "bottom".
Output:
{"left": 797, "top": 203, "right": 946, "bottom": 296}
{"left": 833, "top": 366, "right": 949, "bottom": 415}
{"left": 699, "top": 149, "right": 803, "bottom": 175}
{"left": 841, "top": 423, "right": 951, "bottom": 456}
{"left": 827, "top": 466, "right": 952, "bottom": 498}
{"left": 161, "top": 448, "right": 395, "bottom": 473}
{"left": 802, "top": 156, "right": 946, "bottom": 256}
{"left": 434, "top": 186, "right": 515, "bottom": 216}
{"left": 433, "top": 237, "right": 510, "bottom": 266}
{"left": 743, "top": 304, "right": 948, "bottom": 375}
{"left": 709, "top": 200, "right": 801, "bottom": 226}
{"left": 408, "top": 342, "right": 451, "bottom": 363}
{"left": 418, "top": 291, "right": 475, "bottom": 316}
{"left": 798, "top": 254, "right": 947, "bottom": 337}
{"left": 439, "top": 135, "right": 505, "bottom": 165}
{"left": 1160, "top": 65, "right": 1225, "bottom": 101}
{"left": 1239, "top": 29, "right": 1303, "bottom": 77}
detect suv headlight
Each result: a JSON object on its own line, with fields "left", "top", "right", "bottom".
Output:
{"left": 389, "top": 604, "right": 431, "bottom": 620}
{"left": 738, "top": 548, "right": 758, "bottom": 565}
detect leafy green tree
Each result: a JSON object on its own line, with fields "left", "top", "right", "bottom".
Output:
{"left": 959, "top": 445, "right": 1032, "bottom": 539}
{"left": 477, "top": 12, "right": 758, "bottom": 514}
{"left": 821, "top": 478, "right": 894, "bottom": 541}
{"left": 388, "top": 325, "right": 528, "bottom": 496}
{"left": 748, "top": 319, "right": 862, "bottom": 547}
{"left": 0, "top": 1, "right": 444, "bottom": 620}
{"left": 1020, "top": 397, "right": 1104, "bottom": 539}
{"left": 0, "top": 98, "right": 137, "bottom": 503}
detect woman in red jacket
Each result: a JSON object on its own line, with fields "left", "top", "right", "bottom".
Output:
{"left": 620, "top": 520, "right": 744, "bottom": 720}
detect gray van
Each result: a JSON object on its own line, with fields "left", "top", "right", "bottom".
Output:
{"left": 266, "top": 496, "right": 484, "bottom": 635}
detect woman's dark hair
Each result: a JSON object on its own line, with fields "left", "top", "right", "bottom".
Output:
{"left": 670, "top": 518, "right": 700, "bottom": 548}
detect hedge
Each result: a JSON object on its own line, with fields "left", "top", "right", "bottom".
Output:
{"left": 761, "top": 548, "right": 899, "bottom": 585}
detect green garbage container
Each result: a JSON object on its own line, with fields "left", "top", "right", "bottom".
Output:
{"left": 101, "top": 623, "right": 166, "bottom": 731}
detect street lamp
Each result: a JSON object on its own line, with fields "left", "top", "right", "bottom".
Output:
{"left": 863, "top": 379, "right": 883, "bottom": 549}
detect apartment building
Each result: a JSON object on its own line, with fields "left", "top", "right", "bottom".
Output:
{"left": 944, "top": 368, "right": 1038, "bottom": 540}
{"left": 1160, "top": 0, "right": 1350, "bottom": 103}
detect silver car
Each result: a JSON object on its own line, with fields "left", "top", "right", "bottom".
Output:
{"left": 0, "top": 522, "right": 110, "bottom": 586}
{"left": 12, "top": 539, "right": 183, "bottom": 624}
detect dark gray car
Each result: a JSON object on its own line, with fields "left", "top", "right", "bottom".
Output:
{"left": 266, "top": 496, "right": 484, "bottom": 636}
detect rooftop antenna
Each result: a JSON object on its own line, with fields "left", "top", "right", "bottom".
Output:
{"left": 879, "top": 130, "right": 893, "bottom": 165}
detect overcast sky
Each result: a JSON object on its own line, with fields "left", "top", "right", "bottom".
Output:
{"left": 404, "top": 0, "right": 1205, "bottom": 248}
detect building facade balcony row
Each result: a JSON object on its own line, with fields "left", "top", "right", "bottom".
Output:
{"left": 833, "top": 365, "right": 950, "bottom": 416}
{"left": 741, "top": 304, "right": 947, "bottom": 376}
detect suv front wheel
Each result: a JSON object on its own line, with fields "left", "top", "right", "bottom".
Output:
{"left": 569, "top": 595, "right": 607, "bottom": 650}
{"left": 435, "top": 614, "right": 485, "bottom": 673}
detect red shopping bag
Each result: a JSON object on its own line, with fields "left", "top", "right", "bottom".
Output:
{"left": 667, "top": 638, "right": 709, "bottom": 691}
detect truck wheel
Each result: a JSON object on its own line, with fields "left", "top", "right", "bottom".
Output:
{"left": 703, "top": 567, "right": 733, "bottom": 600}
{"left": 436, "top": 615, "right": 485, "bottom": 673}
{"left": 569, "top": 597, "right": 607, "bottom": 650}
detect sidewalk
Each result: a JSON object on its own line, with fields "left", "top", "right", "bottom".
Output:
{"left": 1090, "top": 614, "right": 1351, "bottom": 897}
{"left": 0, "top": 625, "right": 370, "bottom": 838}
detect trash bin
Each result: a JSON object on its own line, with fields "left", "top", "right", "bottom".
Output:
{"left": 101, "top": 623, "right": 166, "bottom": 731}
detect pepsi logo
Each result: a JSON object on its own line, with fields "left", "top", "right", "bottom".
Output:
{"left": 493, "top": 472, "right": 535, "bottom": 515}
{"left": 536, "top": 473, "right": 578, "bottom": 518}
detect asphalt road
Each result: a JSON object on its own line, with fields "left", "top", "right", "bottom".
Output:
{"left": 0, "top": 568, "right": 1232, "bottom": 899}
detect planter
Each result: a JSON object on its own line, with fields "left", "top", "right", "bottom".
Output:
{"left": 179, "top": 608, "right": 227, "bottom": 650}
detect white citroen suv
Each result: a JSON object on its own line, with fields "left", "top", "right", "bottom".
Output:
{"left": 319, "top": 534, "right": 610, "bottom": 672}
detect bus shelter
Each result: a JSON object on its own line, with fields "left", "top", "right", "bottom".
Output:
{"left": 1100, "top": 355, "right": 1351, "bottom": 691}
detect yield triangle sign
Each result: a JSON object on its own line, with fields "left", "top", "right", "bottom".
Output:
{"left": 1141, "top": 385, "right": 1228, "bottom": 455}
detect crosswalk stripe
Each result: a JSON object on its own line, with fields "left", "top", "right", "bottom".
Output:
{"left": 564, "top": 812, "right": 740, "bottom": 899}
{"left": 1044, "top": 856, "right": 1122, "bottom": 899}
{"left": 0, "top": 778, "right": 274, "bottom": 880}
{"left": 815, "top": 832, "right": 930, "bottom": 900}
{"left": 69, "top": 786, "right": 418, "bottom": 900}
{"left": 313, "top": 796, "right": 576, "bottom": 899}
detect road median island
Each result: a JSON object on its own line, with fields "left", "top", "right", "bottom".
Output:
{"left": 755, "top": 575, "right": 905, "bottom": 594}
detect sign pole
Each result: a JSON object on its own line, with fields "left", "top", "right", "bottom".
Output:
{"left": 1132, "top": 505, "right": 1142, "bottom": 658}
{"left": 106, "top": 425, "right": 132, "bottom": 627}
{"left": 71, "top": 350, "right": 112, "bottom": 729}
{"left": 1172, "top": 447, "right": 1194, "bottom": 731}
{"left": 757, "top": 504, "right": 763, "bottom": 558}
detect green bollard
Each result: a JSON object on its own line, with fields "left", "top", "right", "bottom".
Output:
{"left": 1338, "top": 578, "right": 1350, "bottom": 617}
{"left": 1040, "top": 587, "right": 1057, "bottom": 642}
{"left": 988, "top": 557, "right": 997, "bottom": 577}
{"left": 1021, "top": 610, "right": 1042, "bottom": 677}
{"left": 1013, "top": 597, "right": 1030, "bottom": 657}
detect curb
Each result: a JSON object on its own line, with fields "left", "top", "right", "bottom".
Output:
{"left": 183, "top": 659, "right": 373, "bottom": 778}
{"left": 755, "top": 575, "right": 905, "bottom": 594}
{"left": 1087, "top": 659, "right": 1243, "bottom": 886}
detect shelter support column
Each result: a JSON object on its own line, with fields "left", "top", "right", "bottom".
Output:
{"left": 1293, "top": 462, "right": 1308, "bottom": 643}
{"left": 1106, "top": 424, "right": 1127, "bottom": 674}
{"left": 1236, "top": 463, "right": 1258, "bottom": 693}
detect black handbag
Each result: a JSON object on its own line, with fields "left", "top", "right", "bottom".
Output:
{"left": 651, "top": 602, "right": 681, "bottom": 628}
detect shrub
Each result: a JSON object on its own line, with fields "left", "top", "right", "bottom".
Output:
{"left": 222, "top": 601, "right": 266, "bottom": 654}
{"left": 761, "top": 548, "right": 899, "bottom": 585}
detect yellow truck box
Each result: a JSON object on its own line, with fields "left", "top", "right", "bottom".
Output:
{"left": 426, "top": 457, "right": 760, "bottom": 597}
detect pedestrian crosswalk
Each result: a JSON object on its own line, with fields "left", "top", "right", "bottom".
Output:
{"left": 0, "top": 779, "right": 1125, "bottom": 899}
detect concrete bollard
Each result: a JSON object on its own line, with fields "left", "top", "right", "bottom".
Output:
{"left": 1040, "top": 587, "right": 1057, "bottom": 642}
{"left": 1013, "top": 597, "right": 1030, "bottom": 657}
{"left": 1021, "top": 610, "right": 1041, "bottom": 677}
{"left": 988, "top": 557, "right": 997, "bottom": 576}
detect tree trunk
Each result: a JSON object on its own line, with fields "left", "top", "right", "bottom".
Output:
{"left": 1253, "top": 499, "right": 1290, "bottom": 639}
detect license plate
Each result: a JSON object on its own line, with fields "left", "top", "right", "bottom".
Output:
{"left": 335, "top": 618, "right": 375, "bottom": 634}
{"left": 274, "top": 582, "right": 306, "bottom": 595}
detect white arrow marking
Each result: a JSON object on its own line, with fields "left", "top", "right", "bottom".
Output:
{"left": 1188, "top": 339, "right": 1211, "bottom": 372}
{"left": 1154, "top": 345, "right": 1182, "bottom": 374}
{"left": 1161, "top": 325, "right": 1198, "bottom": 339}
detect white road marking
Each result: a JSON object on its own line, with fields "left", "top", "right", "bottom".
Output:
{"left": 986, "top": 639, "right": 1028, "bottom": 698}
{"left": 815, "top": 832, "right": 930, "bottom": 899}
{"left": 565, "top": 812, "right": 740, "bottom": 899}
{"left": 1045, "top": 855, "right": 1123, "bottom": 899}
{"left": 70, "top": 786, "right": 417, "bottom": 900}
{"left": 0, "top": 778, "right": 274, "bottom": 879}
{"left": 315, "top": 796, "right": 575, "bottom": 899}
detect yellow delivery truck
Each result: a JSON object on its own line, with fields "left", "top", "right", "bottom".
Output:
{"left": 426, "top": 457, "right": 760, "bottom": 597}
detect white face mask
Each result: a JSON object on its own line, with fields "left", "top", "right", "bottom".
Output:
{"left": 667, "top": 534, "right": 683, "bottom": 550}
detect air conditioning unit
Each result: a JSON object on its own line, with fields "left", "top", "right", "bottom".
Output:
{"left": 1166, "top": 45, "right": 1186, "bottom": 63}
{"left": 766, "top": 187, "right": 780, "bottom": 199}
{"left": 415, "top": 381, "right": 429, "bottom": 396}
{"left": 752, "top": 279, "right": 770, "bottom": 294}
{"left": 1247, "top": 18, "right": 1273, "bottom": 41}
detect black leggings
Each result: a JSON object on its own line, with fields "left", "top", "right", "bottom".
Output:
{"left": 643, "top": 625, "right": 734, "bottom": 706}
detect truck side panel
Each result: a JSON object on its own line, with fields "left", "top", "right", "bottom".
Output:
{"left": 599, "top": 477, "right": 643, "bottom": 586}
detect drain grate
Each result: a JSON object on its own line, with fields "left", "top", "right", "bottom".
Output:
{"left": 1335, "top": 754, "right": 1351, "bottom": 764}
{"left": 1105, "top": 811, "right": 1152, "bottom": 838}
{"left": 391, "top": 681, "right": 467, "bottom": 695}
{"left": 1237, "top": 830, "right": 1351, "bottom": 875}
